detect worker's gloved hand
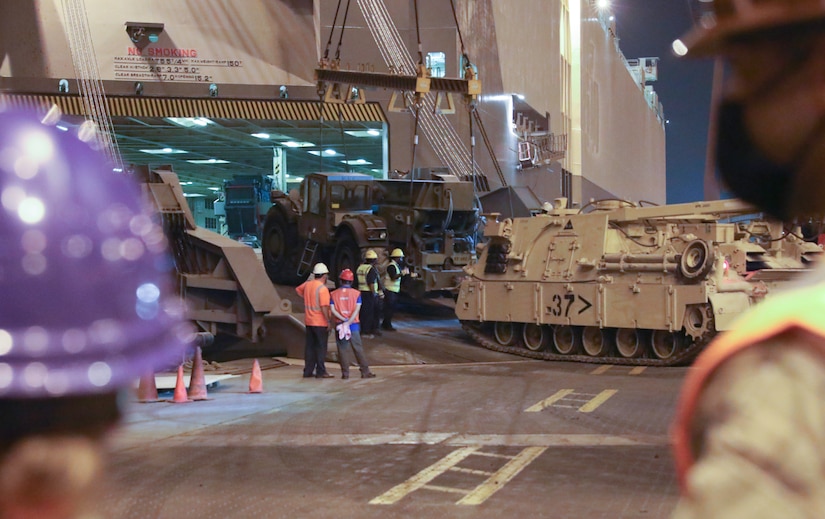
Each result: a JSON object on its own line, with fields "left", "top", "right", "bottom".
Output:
{"left": 402, "top": 267, "right": 410, "bottom": 276}
{"left": 378, "top": 291, "right": 385, "bottom": 299}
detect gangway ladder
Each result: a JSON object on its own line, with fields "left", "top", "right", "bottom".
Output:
{"left": 370, "top": 446, "right": 546, "bottom": 505}
{"left": 297, "top": 240, "right": 319, "bottom": 278}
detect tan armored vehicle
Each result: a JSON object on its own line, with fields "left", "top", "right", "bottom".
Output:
{"left": 456, "top": 198, "right": 821, "bottom": 366}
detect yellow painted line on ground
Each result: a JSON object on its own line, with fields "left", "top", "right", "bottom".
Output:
{"left": 579, "top": 390, "right": 618, "bottom": 413}
{"left": 457, "top": 447, "right": 548, "bottom": 505}
{"left": 590, "top": 365, "right": 612, "bottom": 375}
{"left": 450, "top": 467, "right": 494, "bottom": 476}
{"left": 524, "top": 389, "right": 574, "bottom": 412}
{"left": 471, "top": 451, "right": 515, "bottom": 460}
{"left": 369, "top": 447, "right": 479, "bottom": 505}
{"left": 629, "top": 366, "right": 646, "bottom": 376}
{"left": 422, "top": 484, "right": 469, "bottom": 495}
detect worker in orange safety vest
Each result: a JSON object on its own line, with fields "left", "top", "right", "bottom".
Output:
{"left": 296, "top": 263, "right": 333, "bottom": 379}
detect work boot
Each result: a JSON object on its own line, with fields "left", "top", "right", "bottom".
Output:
{"left": 362, "top": 372, "right": 376, "bottom": 378}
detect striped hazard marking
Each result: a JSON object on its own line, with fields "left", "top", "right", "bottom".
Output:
{"left": 369, "top": 446, "right": 546, "bottom": 505}
{"left": 524, "top": 389, "right": 618, "bottom": 413}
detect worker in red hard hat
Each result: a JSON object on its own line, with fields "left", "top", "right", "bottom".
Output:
{"left": 671, "top": 1, "right": 825, "bottom": 516}
{"left": 329, "top": 269, "right": 375, "bottom": 379}
{"left": 0, "top": 110, "right": 192, "bottom": 518}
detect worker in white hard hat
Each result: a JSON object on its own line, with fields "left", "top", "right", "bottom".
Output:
{"left": 670, "top": 1, "right": 825, "bottom": 517}
{"left": 381, "top": 248, "right": 410, "bottom": 332}
{"left": 357, "top": 249, "right": 383, "bottom": 338}
{"left": 295, "top": 263, "right": 334, "bottom": 378}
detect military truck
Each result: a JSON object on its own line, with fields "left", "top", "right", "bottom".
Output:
{"left": 374, "top": 172, "right": 479, "bottom": 297}
{"left": 261, "top": 171, "right": 479, "bottom": 295}
{"left": 261, "top": 172, "right": 389, "bottom": 286}
{"left": 456, "top": 198, "right": 821, "bottom": 366}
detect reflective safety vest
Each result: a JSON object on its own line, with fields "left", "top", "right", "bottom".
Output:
{"left": 384, "top": 260, "right": 402, "bottom": 293}
{"left": 671, "top": 280, "right": 825, "bottom": 492}
{"left": 330, "top": 286, "right": 360, "bottom": 324}
{"left": 357, "top": 263, "right": 377, "bottom": 293}
{"left": 296, "top": 278, "right": 330, "bottom": 327}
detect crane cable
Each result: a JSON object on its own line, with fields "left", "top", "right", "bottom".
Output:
{"left": 413, "top": 0, "right": 424, "bottom": 68}
{"left": 61, "top": 0, "right": 123, "bottom": 170}
{"left": 334, "top": 0, "right": 353, "bottom": 62}
{"left": 356, "top": 0, "right": 485, "bottom": 181}
{"left": 323, "top": 0, "right": 344, "bottom": 61}
{"left": 448, "top": 0, "right": 506, "bottom": 193}
{"left": 448, "top": 0, "right": 469, "bottom": 73}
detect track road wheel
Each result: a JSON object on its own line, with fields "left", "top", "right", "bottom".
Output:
{"left": 552, "top": 325, "right": 580, "bottom": 355}
{"left": 494, "top": 322, "right": 518, "bottom": 346}
{"left": 615, "top": 328, "right": 646, "bottom": 358}
{"left": 522, "top": 324, "right": 547, "bottom": 352}
{"left": 262, "top": 209, "right": 303, "bottom": 285}
{"left": 650, "top": 330, "right": 684, "bottom": 360}
{"left": 332, "top": 234, "right": 361, "bottom": 283}
{"left": 684, "top": 304, "right": 714, "bottom": 341}
{"left": 582, "top": 326, "right": 610, "bottom": 357}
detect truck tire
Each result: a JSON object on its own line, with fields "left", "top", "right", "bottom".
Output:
{"left": 333, "top": 233, "right": 361, "bottom": 281}
{"left": 262, "top": 209, "right": 304, "bottom": 285}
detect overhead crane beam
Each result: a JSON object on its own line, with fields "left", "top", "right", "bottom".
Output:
{"left": 314, "top": 68, "right": 481, "bottom": 97}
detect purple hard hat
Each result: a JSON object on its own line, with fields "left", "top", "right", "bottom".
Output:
{"left": 0, "top": 110, "right": 193, "bottom": 398}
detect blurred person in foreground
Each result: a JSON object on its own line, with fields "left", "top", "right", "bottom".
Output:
{"left": 671, "top": 1, "right": 825, "bottom": 517}
{"left": 0, "top": 110, "right": 191, "bottom": 518}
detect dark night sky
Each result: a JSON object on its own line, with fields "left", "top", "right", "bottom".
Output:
{"left": 614, "top": 1, "right": 715, "bottom": 204}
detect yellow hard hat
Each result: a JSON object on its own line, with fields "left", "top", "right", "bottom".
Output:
{"left": 681, "top": 0, "right": 825, "bottom": 57}
{"left": 391, "top": 248, "right": 404, "bottom": 258}
{"left": 365, "top": 249, "right": 378, "bottom": 260}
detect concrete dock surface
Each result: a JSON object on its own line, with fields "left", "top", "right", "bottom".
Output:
{"left": 103, "top": 315, "right": 684, "bottom": 518}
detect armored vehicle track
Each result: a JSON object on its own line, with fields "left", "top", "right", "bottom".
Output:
{"left": 461, "top": 321, "right": 707, "bottom": 367}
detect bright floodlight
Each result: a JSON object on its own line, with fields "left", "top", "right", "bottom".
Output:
{"left": 672, "top": 39, "right": 688, "bottom": 57}
{"left": 596, "top": 0, "right": 610, "bottom": 10}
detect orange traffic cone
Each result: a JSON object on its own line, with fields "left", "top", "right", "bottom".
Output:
{"left": 137, "top": 373, "right": 159, "bottom": 403}
{"left": 172, "top": 364, "right": 190, "bottom": 403}
{"left": 187, "top": 346, "right": 209, "bottom": 401}
{"left": 248, "top": 358, "right": 263, "bottom": 393}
